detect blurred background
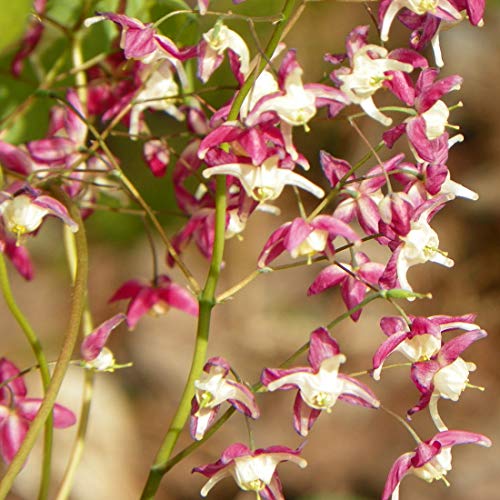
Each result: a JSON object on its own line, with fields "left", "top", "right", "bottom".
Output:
{"left": 0, "top": 0, "right": 499, "bottom": 499}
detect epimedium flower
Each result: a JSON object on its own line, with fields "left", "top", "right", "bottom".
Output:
{"left": 382, "top": 430, "right": 491, "bottom": 500}
{"left": 198, "top": 21, "right": 250, "bottom": 83}
{"left": 378, "top": 0, "right": 462, "bottom": 45}
{"left": 0, "top": 189, "right": 78, "bottom": 244}
{"left": 109, "top": 275, "right": 198, "bottom": 329}
{"left": 245, "top": 51, "right": 349, "bottom": 159}
{"left": 10, "top": 0, "right": 47, "bottom": 77}
{"left": 0, "top": 224, "right": 34, "bottom": 280}
{"left": 372, "top": 313, "right": 480, "bottom": 380}
{"left": 190, "top": 357, "right": 259, "bottom": 441}
{"left": 0, "top": 358, "right": 76, "bottom": 464}
{"left": 129, "top": 61, "right": 185, "bottom": 138}
{"left": 408, "top": 329, "right": 486, "bottom": 429}
{"left": 329, "top": 26, "right": 414, "bottom": 126}
{"left": 80, "top": 314, "right": 128, "bottom": 372}
{"left": 84, "top": 12, "right": 196, "bottom": 63}
{"left": 202, "top": 155, "right": 325, "bottom": 202}
{"left": 379, "top": 195, "right": 454, "bottom": 295}
{"left": 321, "top": 151, "right": 405, "bottom": 236}
{"left": 193, "top": 442, "right": 307, "bottom": 499}
{"left": 257, "top": 215, "right": 360, "bottom": 267}
{"left": 262, "top": 328, "right": 379, "bottom": 437}
{"left": 308, "top": 252, "right": 385, "bottom": 321}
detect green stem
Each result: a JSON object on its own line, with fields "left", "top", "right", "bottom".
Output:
{"left": 227, "top": 0, "right": 298, "bottom": 122}
{"left": 140, "top": 176, "right": 227, "bottom": 499}
{"left": 140, "top": 2, "right": 299, "bottom": 496}
{"left": 162, "top": 285, "right": 382, "bottom": 474}
{"left": 54, "top": 370, "right": 94, "bottom": 500}
{"left": 0, "top": 196, "right": 88, "bottom": 497}
{"left": 0, "top": 255, "right": 53, "bottom": 500}
{"left": 55, "top": 227, "right": 95, "bottom": 500}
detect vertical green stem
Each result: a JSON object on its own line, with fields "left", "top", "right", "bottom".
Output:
{"left": 140, "top": 176, "right": 226, "bottom": 499}
{"left": 0, "top": 197, "right": 88, "bottom": 497}
{"left": 140, "top": 2, "right": 299, "bottom": 496}
{"left": 0, "top": 255, "right": 53, "bottom": 500}
{"left": 55, "top": 227, "right": 95, "bottom": 500}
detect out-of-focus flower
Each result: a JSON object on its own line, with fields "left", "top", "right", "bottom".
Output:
{"left": 109, "top": 275, "right": 198, "bottom": 329}
{"left": 0, "top": 358, "right": 75, "bottom": 464}
{"left": 80, "top": 314, "right": 127, "bottom": 372}
{"left": 0, "top": 191, "right": 78, "bottom": 244}
{"left": 198, "top": 22, "right": 250, "bottom": 83}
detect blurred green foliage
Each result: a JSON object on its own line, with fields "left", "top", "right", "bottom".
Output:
{"left": 0, "top": 0, "right": 33, "bottom": 55}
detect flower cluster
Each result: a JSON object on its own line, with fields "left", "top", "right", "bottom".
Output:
{"left": 0, "top": 0, "right": 490, "bottom": 498}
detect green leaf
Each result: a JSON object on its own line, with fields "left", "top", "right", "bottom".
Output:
{"left": 0, "top": 0, "right": 33, "bottom": 55}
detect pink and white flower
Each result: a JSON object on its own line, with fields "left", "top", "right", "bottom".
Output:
{"left": 308, "top": 252, "right": 385, "bottom": 321}
{"left": 190, "top": 357, "right": 259, "bottom": 440}
{"left": 0, "top": 358, "right": 76, "bottom": 464}
{"left": 80, "top": 314, "right": 127, "bottom": 372}
{"left": 193, "top": 442, "right": 307, "bottom": 499}
{"left": 0, "top": 190, "right": 78, "bottom": 243}
{"left": 382, "top": 430, "right": 491, "bottom": 500}
{"left": 197, "top": 22, "right": 250, "bottom": 83}
{"left": 109, "top": 275, "right": 198, "bottom": 329}
{"left": 257, "top": 215, "right": 359, "bottom": 267}
{"left": 329, "top": 26, "right": 414, "bottom": 126}
{"left": 202, "top": 155, "right": 325, "bottom": 202}
{"left": 372, "top": 313, "right": 480, "bottom": 380}
{"left": 262, "top": 328, "right": 379, "bottom": 437}
{"left": 408, "top": 329, "right": 486, "bottom": 427}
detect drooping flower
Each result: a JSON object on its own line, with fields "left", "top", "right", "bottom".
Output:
{"left": 80, "top": 314, "right": 127, "bottom": 372}
{"left": 193, "top": 442, "right": 307, "bottom": 499}
{"left": 408, "top": 329, "right": 486, "bottom": 428}
{"left": 0, "top": 225, "right": 34, "bottom": 280}
{"left": 372, "top": 313, "right": 480, "bottom": 380}
{"left": 379, "top": 0, "right": 462, "bottom": 44}
{"left": 197, "top": 22, "right": 250, "bottom": 83}
{"left": 129, "top": 61, "right": 185, "bottom": 137}
{"left": 257, "top": 215, "right": 359, "bottom": 267}
{"left": 0, "top": 358, "right": 76, "bottom": 464}
{"left": 0, "top": 190, "right": 78, "bottom": 243}
{"left": 190, "top": 357, "right": 259, "bottom": 440}
{"left": 84, "top": 12, "right": 196, "bottom": 63}
{"left": 11, "top": 0, "right": 47, "bottom": 77}
{"left": 308, "top": 252, "right": 385, "bottom": 321}
{"left": 382, "top": 430, "right": 491, "bottom": 500}
{"left": 262, "top": 328, "right": 379, "bottom": 436}
{"left": 321, "top": 151, "right": 404, "bottom": 236}
{"left": 379, "top": 195, "right": 454, "bottom": 294}
{"left": 109, "top": 275, "right": 198, "bottom": 328}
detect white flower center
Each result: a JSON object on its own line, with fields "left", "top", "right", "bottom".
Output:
{"left": 290, "top": 229, "right": 329, "bottom": 259}
{"left": 433, "top": 357, "right": 475, "bottom": 401}
{"left": 1, "top": 195, "right": 48, "bottom": 238}
{"left": 397, "top": 334, "right": 441, "bottom": 362}
{"left": 405, "top": 0, "right": 439, "bottom": 15}
{"left": 422, "top": 100, "right": 449, "bottom": 140}
{"left": 233, "top": 455, "right": 276, "bottom": 491}
{"left": 413, "top": 447, "right": 452, "bottom": 482}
